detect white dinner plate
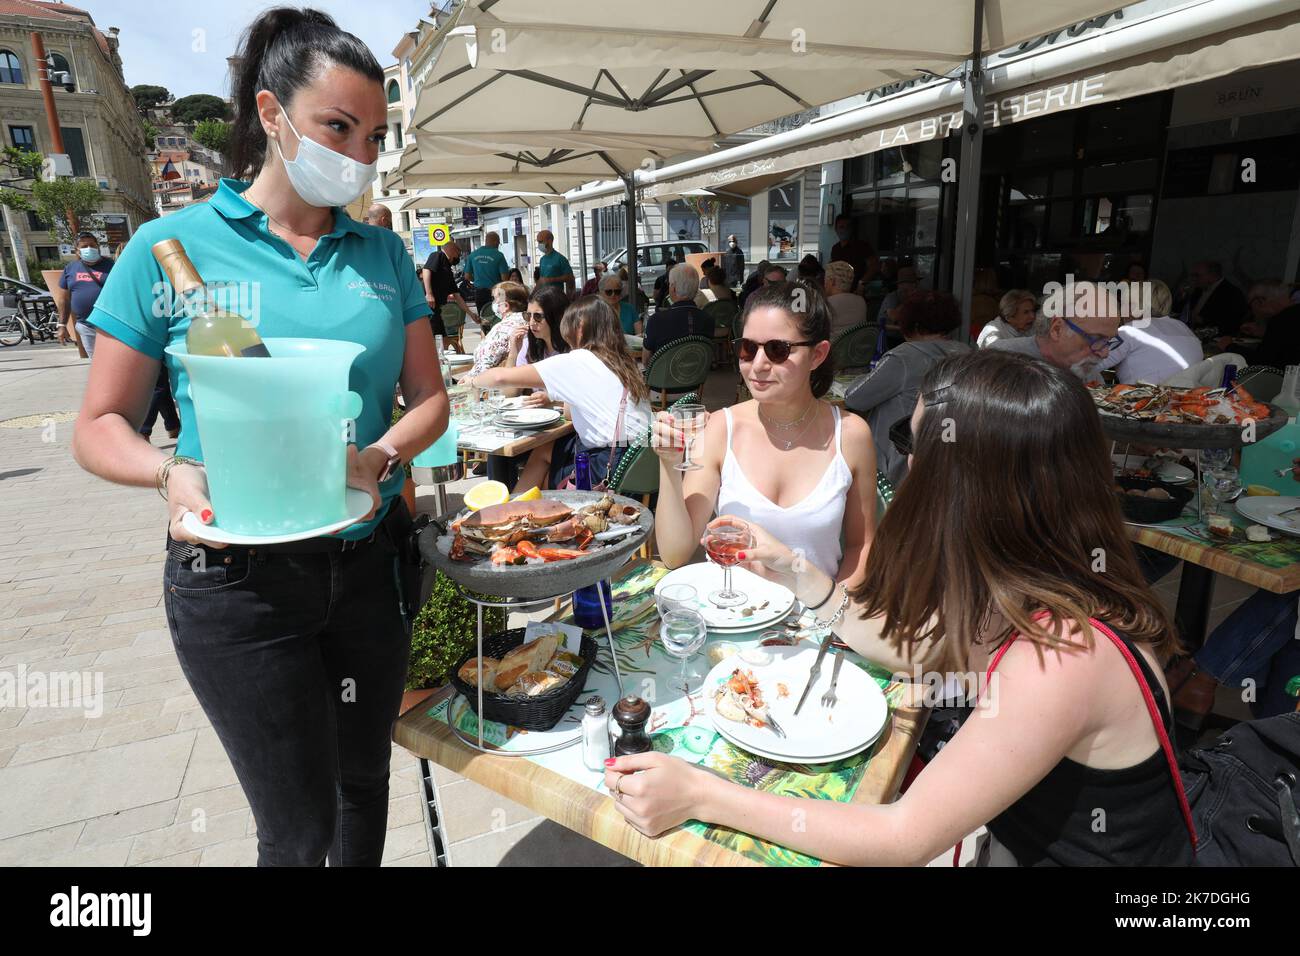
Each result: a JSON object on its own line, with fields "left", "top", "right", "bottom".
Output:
{"left": 179, "top": 488, "right": 375, "bottom": 546}
{"left": 703, "top": 647, "right": 888, "bottom": 763}
{"left": 654, "top": 563, "right": 795, "bottom": 632}
{"left": 1110, "top": 453, "right": 1194, "bottom": 485}
{"left": 496, "top": 408, "right": 562, "bottom": 429}
{"left": 1234, "top": 496, "right": 1300, "bottom": 537}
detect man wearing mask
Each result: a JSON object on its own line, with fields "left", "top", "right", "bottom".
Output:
{"left": 465, "top": 231, "right": 510, "bottom": 325}
{"left": 723, "top": 234, "right": 744, "bottom": 288}
{"left": 58, "top": 232, "right": 115, "bottom": 359}
{"left": 535, "top": 229, "right": 574, "bottom": 298}
{"left": 829, "top": 213, "right": 878, "bottom": 290}
{"left": 422, "top": 240, "right": 473, "bottom": 336}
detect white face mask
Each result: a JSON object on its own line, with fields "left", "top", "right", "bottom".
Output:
{"left": 272, "top": 103, "right": 376, "bottom": 208}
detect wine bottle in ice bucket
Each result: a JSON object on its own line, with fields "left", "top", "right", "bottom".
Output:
{"left": 571, "top": 451, "right": 614, "bottom": 629}
{"left": 153, "top": 239, "right": 270, "bottom": 358}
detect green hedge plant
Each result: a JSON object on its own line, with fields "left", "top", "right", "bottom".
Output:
{"left": 406, "top": 574, "right": 505, "bottom": 690}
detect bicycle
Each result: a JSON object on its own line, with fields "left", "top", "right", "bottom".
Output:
{"left": 0, "top": 298, "right": 63, "bottom": 347}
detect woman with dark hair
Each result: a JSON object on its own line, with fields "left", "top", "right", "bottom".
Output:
{"left": 845, "top": 289, "right": 969, "bottom": 487}
{"left": 502, "top": 285, "right": 568, "bottom": 397}
{"left": 652, "top": 280, "right": 877, "bottom": 582}
{"left": 465, "top": 295, "right": 652, "bottom": 491}
{"left": 69, "top": 7, "right": 447, "bottom": 866}
{"left": 608, "top": 350, "right": 1192, "bottom": 867}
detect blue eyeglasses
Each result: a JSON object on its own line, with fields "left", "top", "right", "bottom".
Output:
{"left": 1059, "top": 315, "right": 1123, "bottom": 356}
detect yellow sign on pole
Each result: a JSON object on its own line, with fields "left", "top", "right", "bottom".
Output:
{"left": 428, "top": 224, "right": 451, "bottom": 246}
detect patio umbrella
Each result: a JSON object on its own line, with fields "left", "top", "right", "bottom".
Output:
{"left": 410, "top": 0, "right": 1127, "bottom": 307}
{"left": 397, "top": 188, "right": 563, "bottom": 211}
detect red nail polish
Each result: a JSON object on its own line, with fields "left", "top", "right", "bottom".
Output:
{"left": 738, "top": 551, "right": 746, "bottom": 561}
{"left": 200, "top": 509, "right": 213, "bottom": 523}
{"left": 604, "top": 758, "right": 616, "bottom": 767}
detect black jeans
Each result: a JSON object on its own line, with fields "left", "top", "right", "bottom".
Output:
{"left": 163, "top": 529, "right": 412, "bottom": 866}
{"left": 141, "top": 366, "right": 180, "bottom": 436}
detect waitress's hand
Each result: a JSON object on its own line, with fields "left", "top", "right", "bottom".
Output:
{"left": 166, "top": 463, "right": 227, "bottom": 549}
{"left": 347, "top": 445, "right": 384, "bottom": 523}
{"left": 702, "top": 516, "right": 799, "bottom": 579}
{"left": 521, "top": 389, "right": 550, "bottom": 408}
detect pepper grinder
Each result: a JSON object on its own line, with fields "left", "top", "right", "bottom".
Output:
{"left": 612, "top": 695, "right": 652, "bottom": 756}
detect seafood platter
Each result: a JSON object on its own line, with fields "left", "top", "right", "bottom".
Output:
{"left": 424, "top": 490, "right": 654, "bottom": 599}
{"left": 1088, "top": 382, "right": 1287, "bottom": 448}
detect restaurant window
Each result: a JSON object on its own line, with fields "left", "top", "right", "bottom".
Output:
{"left": 0, "top": 50, "right": 22, "bottom": 85}
{"left": 666, "top": 199, "right": 700, "bottom": 241}
{"left": 9, "top": 125, "right": 34, "bottom": 151}
{"left": 844, "top": 138, "right": 949, "bottom": 281}
{"left": 719, "top": 202, "right": 749, "bottom": 252}
{"left": 766, "top": 180, "right": 800, "bottom": 261}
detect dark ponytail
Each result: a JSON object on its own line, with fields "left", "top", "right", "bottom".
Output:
{"left": 228, "top": 7, "right": 384, "bottom": 179}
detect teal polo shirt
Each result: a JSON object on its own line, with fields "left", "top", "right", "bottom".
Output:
{"left": 618, "top": 301, "right": 640, "bottom": 335}
{"left": 466, "top": 244, "right": 508, "bottom": 290}
{"left": 87, "top": 178, "right": 430, "bottom": 539}
{"left": 538, "top": 249, "right": 572, "bottom": 283}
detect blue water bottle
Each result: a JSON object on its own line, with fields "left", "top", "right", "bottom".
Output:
{"left": 570, "top": 451, "right": 614, "bottom": 629}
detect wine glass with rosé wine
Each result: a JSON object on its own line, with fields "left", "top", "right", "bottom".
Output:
{"left": 704, "top": 519, "right": 753, "bottom": 608}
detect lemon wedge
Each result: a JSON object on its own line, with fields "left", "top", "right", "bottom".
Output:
{"left": 464, "top": 480, "right": 509, "bottom": 511}
{"left": 1246, "top": 484, "right": 1281, "bottom": 497}
{"left": 513, "top": 486, "right": 541, "bottom": 502}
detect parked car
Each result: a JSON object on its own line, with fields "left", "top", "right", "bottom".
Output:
{"left": 0, "top": 275, "right": 54, "bottom": 319}
{"left": 601, "top": 240, "right": 709, "bottom": 300}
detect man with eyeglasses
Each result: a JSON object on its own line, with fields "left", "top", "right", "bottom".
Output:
{"left": 599, "top": 272, "right": 642, "bottom": 336}
{"left": 988, "top": 283, "right": 1122, "bottom": 381}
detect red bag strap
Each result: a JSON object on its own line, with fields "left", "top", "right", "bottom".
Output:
{"left": 984, "top": 619, "right": 1198, "bottom": 853}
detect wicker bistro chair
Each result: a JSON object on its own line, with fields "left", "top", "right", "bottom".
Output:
{"left": 832, "top": 321, "right": 879, "bottom": 374}
{"left": 644, "top": 335, "right": 714, "bottom": 410}
{"left": 702, "top": 299, "right": 740, "bottom": 366}
{"left": 609, "top": 392, "right": 700, "bottom": 559}
{"left": 439, "top": 303, "right": 467, "bottom": 353}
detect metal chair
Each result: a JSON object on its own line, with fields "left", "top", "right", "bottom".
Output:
{"left": 644, "top": 335, "right": 714, "bottom": 410}
{"left": 831, "top": 321, "right": 879, "bottom": 373}
{"left": 703, "top": 299, "right": 740, "bottom": 366}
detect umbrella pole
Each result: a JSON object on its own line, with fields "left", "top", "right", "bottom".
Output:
{"left": 577, "top": 208, "right": 589, "bottom": 291}
{"left": 951, "top": 0, "right": 986, "bottom": 344}
{"left": 621, "top": 173, "right": 639, "bottom": 314}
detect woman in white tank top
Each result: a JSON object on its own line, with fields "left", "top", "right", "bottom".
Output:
{"left": 652, "top": 280, "right": 878, "bottom": 582}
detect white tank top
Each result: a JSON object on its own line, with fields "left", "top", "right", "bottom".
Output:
{"left": 716, "top": 406, "right": 852, "bottom": 578}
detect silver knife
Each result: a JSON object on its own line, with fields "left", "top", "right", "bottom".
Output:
{"left": 793, "top": 632, "right": 834, "bottom": 716}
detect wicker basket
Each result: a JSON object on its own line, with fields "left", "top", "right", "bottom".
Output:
{"left": 449, "top": 628, "right": 598, "bottom": 731}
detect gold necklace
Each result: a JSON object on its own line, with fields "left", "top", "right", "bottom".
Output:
{"left": 758, "top": 398, "right": 815, "bottom": 431}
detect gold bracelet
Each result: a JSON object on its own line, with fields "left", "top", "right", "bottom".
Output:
{"left": 156, "top": 455, "right": 200, "bottom": 500}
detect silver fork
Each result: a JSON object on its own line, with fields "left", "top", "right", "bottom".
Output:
{"left": 821, "top": 652, "right": 844, "bottom": 709}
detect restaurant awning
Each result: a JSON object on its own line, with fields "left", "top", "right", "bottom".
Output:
{"left": 585, "top": 0, "right": 1300, "bottom": 202}
{"left": 398, "top": 188, "right": 562, "bottom": 211}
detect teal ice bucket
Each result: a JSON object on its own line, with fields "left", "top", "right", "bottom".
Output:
{"left": 167, "top": 337, "right": 365, "bottom": 536}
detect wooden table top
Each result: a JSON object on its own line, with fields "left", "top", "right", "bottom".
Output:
{"left": 1127, "top": 523, "right": 1300, "bottom": 593}
{"left": 393, "top": 569, "right": 930, "bottom": 866}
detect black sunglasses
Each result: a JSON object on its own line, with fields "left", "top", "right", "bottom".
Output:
{"left": 524, "top": 310, "right": 547, "bottom": 321}
{"left": 733, "top": 337, "right": 818, "bottom": 363}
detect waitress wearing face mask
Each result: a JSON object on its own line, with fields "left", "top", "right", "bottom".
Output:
{"left": 57, "top": 231, "right": 114, "bottom": 358}
{"left": 69, "top": 7, "right": 448, "bottom": 867}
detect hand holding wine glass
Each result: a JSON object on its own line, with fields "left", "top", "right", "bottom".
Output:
{"left": 703, "top": 518, "right": 753, "bottom": 608}
{"left": 671, "top": 403, "right": 707, "bottom": 472}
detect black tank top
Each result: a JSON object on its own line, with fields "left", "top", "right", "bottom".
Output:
{"left": 987, "top": 626, "right": 1195, "bottom": 866}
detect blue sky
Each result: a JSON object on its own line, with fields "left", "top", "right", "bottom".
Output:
{"left": 87, "top": 1, "right": 434, "bottom": 98}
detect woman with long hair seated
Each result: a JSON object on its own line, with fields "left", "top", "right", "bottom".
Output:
{"left": 607, "top": 350, "right": 1193, "bottom": 867}
{"left": 502, "top": 285, "right": 569, "bottom": 395}
{"left": 652, "top": 280, "right": 878, "bottom": 583}
{"left": 465, "top": 295, "right": 651, "bottom": 491}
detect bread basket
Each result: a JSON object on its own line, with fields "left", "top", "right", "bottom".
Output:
{"left": 1115, "top": 475, "right": 1194, "bottom": 524}
{"left": 449, "top": 627, "right": 598, "bottom": 732}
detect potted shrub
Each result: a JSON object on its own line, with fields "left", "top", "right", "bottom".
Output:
{"left": 402, "top": 573, "right": 505, "bottom": 713}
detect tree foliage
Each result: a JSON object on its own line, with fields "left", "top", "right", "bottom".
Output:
{"left": 171, "top": 94, "right": 230, "bottom": 125}
{"left": 30, "top": 179, "right": 105, "bottom": 243}
{"left": 130, "top": 84, "right": 171, "bottom": 112}
{"left": 192, "top": 118, "right": 231, "bottom": 155}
